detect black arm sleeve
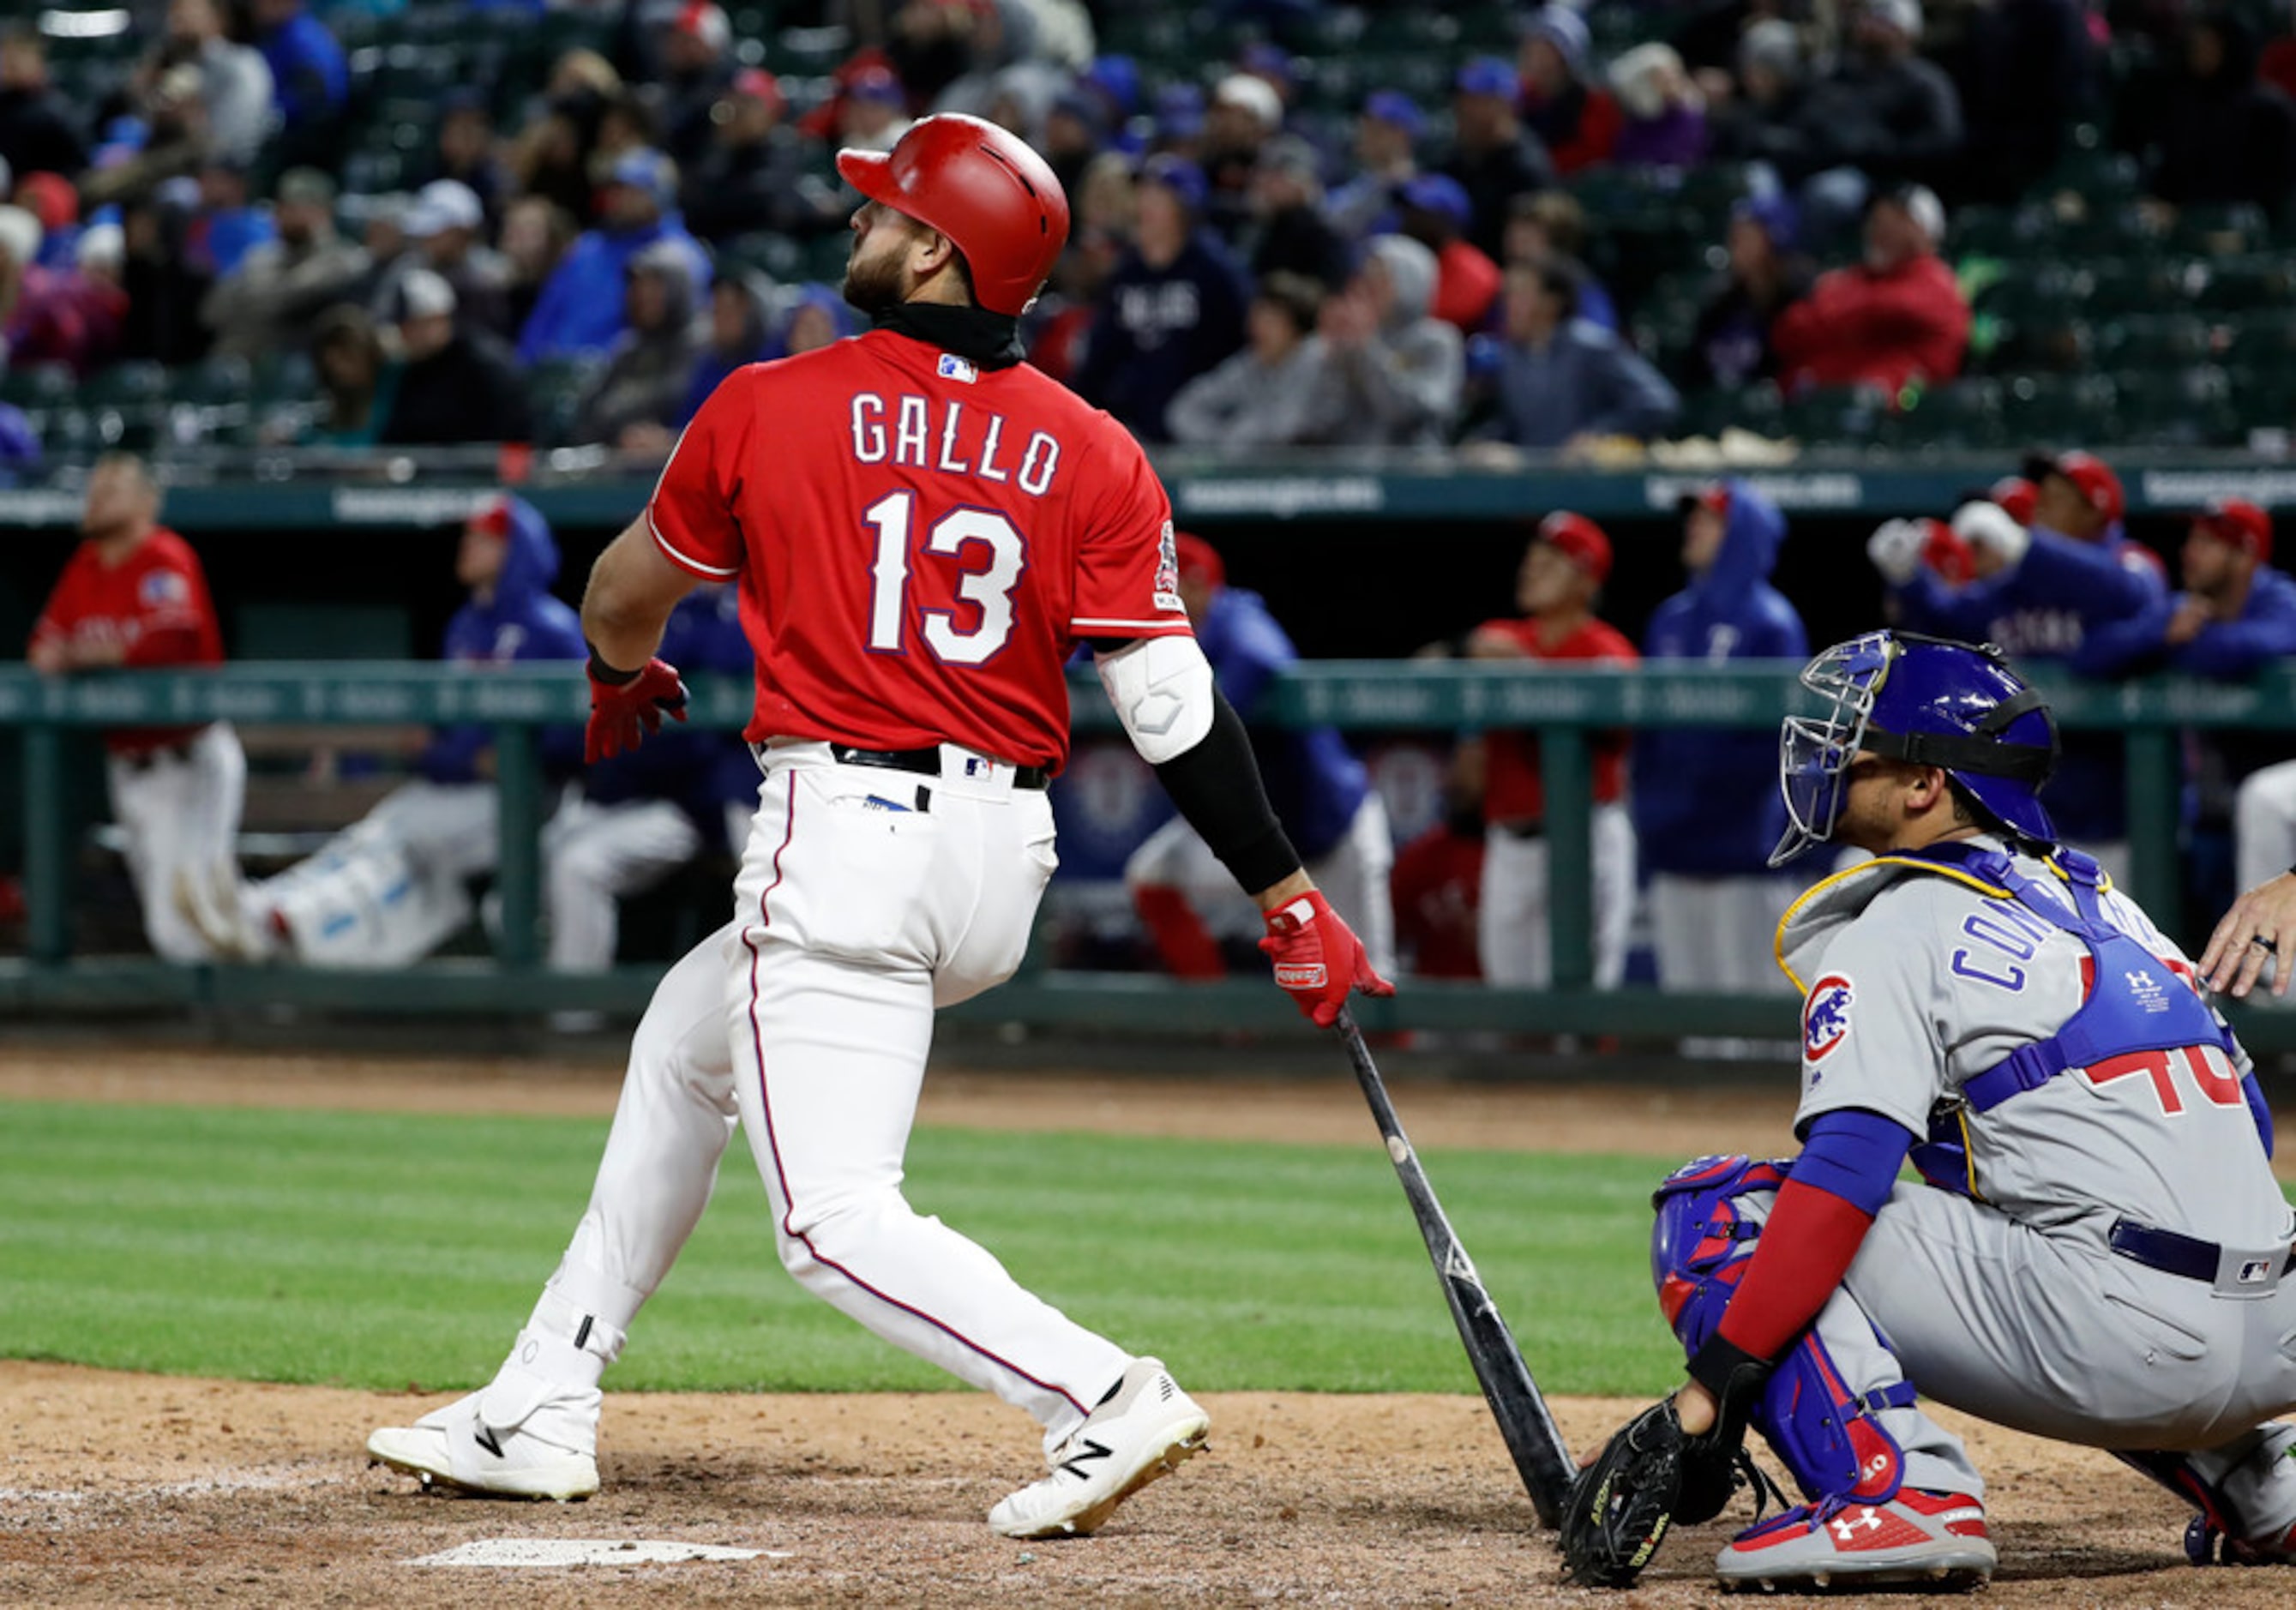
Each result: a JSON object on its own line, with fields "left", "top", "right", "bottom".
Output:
{"left": 1151, "top": 687, "right": 1302, "bottom": 896}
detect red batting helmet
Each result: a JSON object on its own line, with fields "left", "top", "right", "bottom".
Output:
{"left": 836, "top": 113, "right": 1071, "bottom": 316}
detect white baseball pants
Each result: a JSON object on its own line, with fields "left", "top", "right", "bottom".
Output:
{"left": 542, "top": 796, "right": 706, "bottom": 974}
{"left": 1477, "top": 802, "right": 1636, "bottom": 988}
{"left": 1123, "top": 790, "right": 1397, "bottom": 976}
{"left": 542, "top": 742, "right": 1131, "bottom": 1444}
{"left": 1647, "top": 873, "right": 1799, "bottom": 995}
{"left": 105, "top": 722, "right": 246, "bottom": 963}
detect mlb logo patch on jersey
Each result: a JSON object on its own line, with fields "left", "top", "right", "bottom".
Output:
{"left": 139, "top": 569, "right": 189, "bottom": 608}
{"left": 936, "top": 352, "right": 977, "bottom": 383}
{"left": 1803, "top": 973, "right": 1854, "bottom": 1063}
{"left": 1152, "top": 520, "right": 1184, "bottom": 613}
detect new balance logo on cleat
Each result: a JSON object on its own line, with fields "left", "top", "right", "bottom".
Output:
{"left": 1056, "top": 1438, "right": 1113, "bottom": 1479}
{"left": 473, "top": 1426, "right": 506, "bottom": 1459}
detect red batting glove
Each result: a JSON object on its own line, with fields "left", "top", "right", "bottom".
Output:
{"left": 586, "top": 657, "right": 688, "bottom": 763}
{"left": 1259, "top": 889, "right": 1396, "bottom": 1028}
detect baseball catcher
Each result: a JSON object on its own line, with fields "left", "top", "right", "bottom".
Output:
{"left": 1564, "top": 631, "right": 2296, "bottom": 1591}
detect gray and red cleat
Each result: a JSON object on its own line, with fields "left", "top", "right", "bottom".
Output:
{"left": 1716, "top": 1487, "right": 1996, "bottom": 1592}
{"left": 2188, "top": 1515, "right": 2296, "bottom": 1566}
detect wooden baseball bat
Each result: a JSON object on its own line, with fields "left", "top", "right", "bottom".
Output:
{"left": 1335, "top": 1007, "right": 1577, "bottom": 1528}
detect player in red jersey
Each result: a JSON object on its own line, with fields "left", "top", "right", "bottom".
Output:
{"left": 1460, "top": 512, "right": 1639, "bottom": 988}
{"left": 370, "top": 114, "right": 1390, "bottom": 1539}
{"left": 27, "top": 452, "right": 244, "bottom": 961}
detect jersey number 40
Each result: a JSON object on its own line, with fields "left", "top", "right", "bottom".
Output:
{"left": 863, "top": 491, "right": 1025, "bottom": 665}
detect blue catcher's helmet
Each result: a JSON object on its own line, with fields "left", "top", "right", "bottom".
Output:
{"left": 1770, "top": 631, "right": 2059, "bottom": 866}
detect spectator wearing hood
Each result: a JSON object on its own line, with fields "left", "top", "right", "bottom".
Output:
{"left": 1468, "top": 255, "right": 1680, "bottom": 455}
{"left": 658, "top": 1, "right": 738, "bottom": 170}
{"left": 1397, "top": 172, "right": 1503, "bottom": 334}
{"left": 201, "top": 166, "right": 370, "bottom": 359}
{"left": 2126, "top": 11, "right": 2296, "bottom": 217}
{"left": 1245, "top": 135, "right": 1353, "bottom": 290}
{"left": 1610, "top": 43, "right": 1709, "bottom": 169}
{"left": 379, "top": 269, "right": 532, "bottom": 446}
{"left": 771, "top": 280, "right": 856, "bottom": 358}
{"left": 117, "top": 195, "right": 213, "bottom": 366}
{"left": 221, "top": 496, "right": 588, "bottom": 969}
{"left": 572, "top": 240, "right": 703, "bottom": 451}
{"left": 1686, "top": 192, "right": 1811, "bottom": 390}
{"left": 185, "top": 159, "right": 277, "bottom": 281}
{"left": 1324, "top": 91, "right": 1424, "bottom": 241}
{"left": 680, "top": 69, "right": 844, "bottom": 244}
{"left": 1442, "top": 56, "right": 1559, "bottom": 259}
{"left": 1770, "top": 183, "right": 1966, "bottom": 398}
{"left": 1791, "top": 0, "right": 1963, "bottom": 189}
{"left": 676, "top": 271, "right": 775, "bottom": 428}
{"left": 250, "top": 0, "right": 347, "bottom": 171}
{"left": 1072, "top": 153, "right": 1251, "bottom": 442}
{"left": 1516, "top": 8, "right": 1621, "bottom": 175}
{"left": 1166, "top": 269, "right": 1327, "bottom": 449}
{"left": 518, "top": 147, "right": 709, "bottom": 363}
{"left": 1633, "top": 482, "right": 1807, "bottom": 1014}
{"left": 0, "top": 27, "right": 87, "bottom": 179}
{"left": 1301, "top": 234, "right": 1463, "bottom": 448}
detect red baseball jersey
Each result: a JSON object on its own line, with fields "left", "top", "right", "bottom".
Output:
{"left": 29, "top": 526, "right": 225, "bottom": 754}
{"left": 646, "top": 329, "right": 1193, "bottom": 771}
{"left": 1476, "top": 615, "right": 1638, "bottom": 824}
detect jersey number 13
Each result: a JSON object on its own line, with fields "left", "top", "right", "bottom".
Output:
{"left": 864, "top": 491, "right": 1025, "bottom": 665}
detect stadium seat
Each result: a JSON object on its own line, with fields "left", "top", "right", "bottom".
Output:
{"left": 1998, "top": 372, "right": 2119, "bottom": 444}
{"left": 2114, "top": 364, "right": 2241, "bottom": 446}
{"left": 2095, "top": 312, "right": 2219, "bottom": 369}
{"left": 2170, "top": 202, "right": 2269, "bottom": 256}
{"left": 1900, "top": 379, "right": 2010, "bottom": 449}
{"left": 2195, "top": 255, "right": 2296, "bottom": 312}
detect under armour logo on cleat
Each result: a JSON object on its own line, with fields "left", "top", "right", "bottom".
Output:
{"left": 1830, "top": 1511, "right": 1884, "bottom": 1542}
{"left": 473, "top": 1426, "right": 506, "bottom": 1459}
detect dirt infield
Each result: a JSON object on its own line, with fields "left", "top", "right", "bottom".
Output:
{"left": 2, "top": 1044, "right": 2289, "bottom": 1607}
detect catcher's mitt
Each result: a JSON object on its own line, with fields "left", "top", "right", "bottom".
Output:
{"left": 1558, "top": 1398, "right": 1764, "bottom": 1589}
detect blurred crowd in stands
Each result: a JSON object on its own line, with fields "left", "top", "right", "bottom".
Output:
{"left": 2, "top": 0, "right": 2295, "bottom": 479}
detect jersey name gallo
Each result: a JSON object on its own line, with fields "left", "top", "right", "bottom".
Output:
{"left": 850, "top": 392, "right": 1062, "bottom": 497}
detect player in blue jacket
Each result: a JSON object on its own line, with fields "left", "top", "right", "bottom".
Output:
{"left": 1634, "top": 481, "right": 1807, "bottom": 1012}
{"left": 198, "top": 496, "right": 588, "bottom": 966}
{"left": 1866, "top": 456, "right": 2162, "bottom": 880}
{"left": 1126, "top": 533, "right": 1395, "bottom": 978}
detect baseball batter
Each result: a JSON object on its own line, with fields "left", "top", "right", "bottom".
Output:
{"left": 1600, "top": 630, "right": 2296, "bottom": 1589}
{"left": 27, "top": 453, "right": 245, "bottom": 963}
{"left": 368, "top": 114, "right": 1390, "bottom": 1539}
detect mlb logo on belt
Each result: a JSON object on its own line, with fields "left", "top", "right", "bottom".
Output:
{"left": 965, "top": 757, "right": 987, "bottom": 778}
{"left": 937, "top": 352, "right": 977, "bottom": 383}
{"left": 2240, "top": 1258, "right": 2274, "bottom": 1284}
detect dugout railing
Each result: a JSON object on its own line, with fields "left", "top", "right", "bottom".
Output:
{"left": 0, "top": 659, "right": 2287, "bottom": 1047}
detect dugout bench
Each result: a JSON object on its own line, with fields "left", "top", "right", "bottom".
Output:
{"left": 0, "top": 659, "right": 2289, "bottom": 1049}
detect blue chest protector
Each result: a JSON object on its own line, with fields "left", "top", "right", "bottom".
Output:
{"left": 1891, "top": 843, "right": 2265, "bottom": 1193}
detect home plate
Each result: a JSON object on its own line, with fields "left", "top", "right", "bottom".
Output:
{"left": 407, "top": 1539, "right": 790, "bottom": 1567}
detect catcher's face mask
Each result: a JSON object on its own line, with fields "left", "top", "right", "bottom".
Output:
{"left": 1770, "top": 631, "right": 1895, "bottom": 867}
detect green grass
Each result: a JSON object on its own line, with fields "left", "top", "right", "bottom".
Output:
{"left": 0, "top": 1101, "right": 1682, "bottom": 1397}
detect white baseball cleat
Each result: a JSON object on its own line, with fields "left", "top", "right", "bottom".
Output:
{"left": 1716, "top": 1487, "right": 1996, "bottom": 1592}
{"left": 987, "top": 1358, "right": 1211, "bottom": 1540}
{"left": 367, "top": 1346, "right": 602, "bottom": 1501}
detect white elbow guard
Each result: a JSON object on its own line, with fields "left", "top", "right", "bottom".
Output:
{"left": 1095, "top": 635, "right": 1217, "bottom": 765}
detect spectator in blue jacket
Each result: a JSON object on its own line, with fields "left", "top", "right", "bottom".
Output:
{"left": 1866, "top": 471, "right": 2163, "bottom": 881}
{"left": 250, "top": 0, "right": 347, "bottom": 169}
{"left": 209, "top": 496, "right": 589, "bottom": 968}
{"left": 518, "top": 147, "right": 711, "bottom": 363}
{"left": 1125, "top": 532, "right": 1395, "bottom": 979}
{"left": 1634, "top": 481, "right": 1807, "bottom": 1022}
{"left": 547, "top": 585, "right": 754, "bottom": 1026}
{"left": 1464, "top": 255, "right": 1680, "bottom": 456}
{"left": 1071, "top": 154, "right": 1251, "bottom": 442}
